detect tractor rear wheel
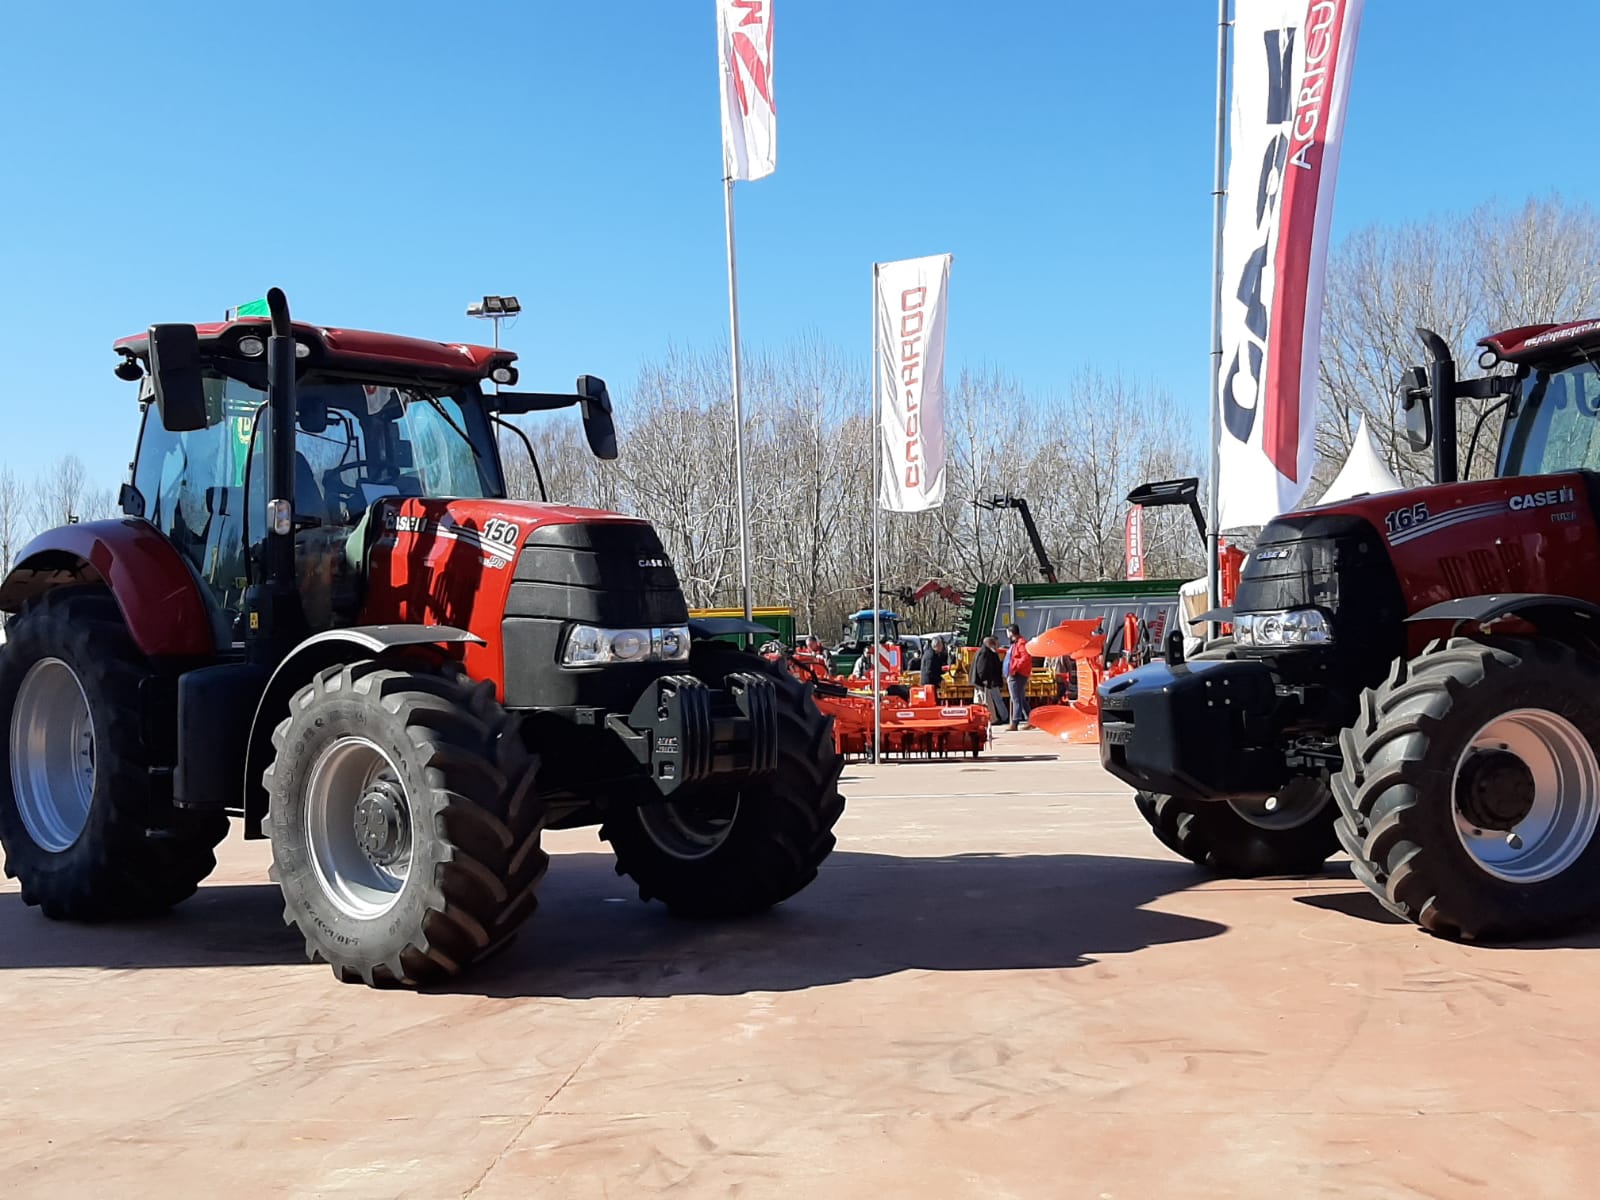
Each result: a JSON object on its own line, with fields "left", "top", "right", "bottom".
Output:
{"left": 0, "top": 587, "right": 228, "bottom": 919}
{"left": 1333, "top": 637, "right": 1600, "bottom": 940}
{"left": 264, "top": 661, "right": 546, "bottom": 986}
{"left": 602, "top": 643, "right": 845, "bottom": 917}
{"left": 1135, "top": 781, "right": 1339, "bottom": 877}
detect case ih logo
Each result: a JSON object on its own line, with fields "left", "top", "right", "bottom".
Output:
{"left": 1509, "top": 487, "right": 1576, "bottom": 511}
{"left": 728, "top": 0, "right": 773, "bottom": 117}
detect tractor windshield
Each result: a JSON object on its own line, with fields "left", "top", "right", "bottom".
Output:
{"left": 130, "top": 370, "right": 505, "bottom": 628}
{"left": 1498, "top": 357, "right": 1600, "bottom": 477}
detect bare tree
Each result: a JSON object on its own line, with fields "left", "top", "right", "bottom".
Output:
{"left": 1316, "top": 195, "right": 1600, "bottom": 490}
{"left": 0, "top": 465, "right": 26, "bottom": 575}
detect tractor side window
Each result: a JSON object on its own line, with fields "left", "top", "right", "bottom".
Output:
{"left": 130, "top": 375, "right": 258, "bottom": 623}
{"left": 1502, "top": 361, "right": 1600, "bottom": 477}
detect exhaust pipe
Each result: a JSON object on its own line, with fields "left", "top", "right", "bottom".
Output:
{"left": 1418, "top": 327, "right": 1458, "bottom": 484}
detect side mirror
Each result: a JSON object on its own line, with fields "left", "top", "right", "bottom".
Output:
{"left": 147, "top": 324, "right": 208, "bottom": 432}
{"left": 576, "top": 375, "right": 618, "bottom": 461}
{"left": 1399, "top": 365, "right": 1432, "bottom": 452}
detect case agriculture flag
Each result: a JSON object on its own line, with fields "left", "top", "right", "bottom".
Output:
{"left": 716, "top": 0, "right": 776, "bottom": 181}
{"left": 1216, "top": 0, "right": 1363, "bottom": 529}
{"left": 876, "top": 254, "right": 952, "bottom": 512}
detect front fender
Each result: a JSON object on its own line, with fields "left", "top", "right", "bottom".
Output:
{"left": 1409, "top": 593, "right": 1600, "bottom": 638}
{"left": 0, "top": 518, "right": 217, "bottom": 657}
{"left": 240, "top": 625, "right": 484, "bottom": 836}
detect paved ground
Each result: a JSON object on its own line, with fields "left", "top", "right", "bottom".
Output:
{"left": 4, "top": 732, "right": 1600, "bottom": 1198}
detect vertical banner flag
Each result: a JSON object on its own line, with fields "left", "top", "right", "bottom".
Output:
{"left": 716, "top": 0, "right": 776, "bottom": 181}
{"left": 876, "top": 254, "right": 952, "bottom": 513}
{"left": 1125, "top": 506, "right": 1146, "bottom": 580}
{"left": 1216, "top": 0, "right": 1363, "bottom": 529}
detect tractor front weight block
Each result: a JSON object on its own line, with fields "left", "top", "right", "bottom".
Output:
{"left": 1098, "top": 657, "right": 1287, "bottom": 802}
{"left": 607, "top": 671, "right": 778, "bottom": 797}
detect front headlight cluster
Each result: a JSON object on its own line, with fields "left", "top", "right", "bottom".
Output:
{"left": 1233, "top": 608, "right": 1334, "bottom": 648}
{"left": 562, "top": 624, "right": 691, "bottom": 666}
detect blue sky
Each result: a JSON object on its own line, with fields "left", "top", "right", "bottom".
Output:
{"left": 2, "top": 1, "right": 1598, "bottom": 490}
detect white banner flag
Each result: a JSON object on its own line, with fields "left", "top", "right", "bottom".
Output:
{"left": 716, "top": 0, "right": 776, "bottom": 182}
{"left": 1216, "top": 0, "right": 1363, "bottom": 529}
{"left": 876, "top": 254, "right": 951, "bottom": 513}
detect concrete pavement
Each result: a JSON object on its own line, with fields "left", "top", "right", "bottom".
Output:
{"left": 3, "top": 733, "right": 1598, "bottom": 1198}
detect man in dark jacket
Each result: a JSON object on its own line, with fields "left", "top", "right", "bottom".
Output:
{"left": 919, "top": 636, "right": 949, "bottom": 689}
{"left": 970, "top": 636, "right": 1007, "bottom": 725}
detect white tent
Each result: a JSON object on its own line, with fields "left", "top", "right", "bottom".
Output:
{"left": 1318, "top": 417, "right": 1404, "bottom": 505}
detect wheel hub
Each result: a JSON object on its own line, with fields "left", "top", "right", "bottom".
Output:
{"left": 354, "top": 779, "right": 409, "bottom": 866}
{"left": 1456, "top": 749, "right": 1536, "bottom": 832}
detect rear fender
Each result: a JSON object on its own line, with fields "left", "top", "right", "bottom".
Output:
{"left": 0, "top": 519, "right": 220, "bottom": 656}
{"left": 240, "top": 625, "right": 485, "bottom": 837}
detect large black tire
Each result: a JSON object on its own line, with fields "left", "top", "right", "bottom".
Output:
{"left": 602, "top": 643, "right": 845, "bottom": 917}
{"left": 1332, "top": 637, "right": 1600, "bottom": 940}
{"left": 264, "top": 661, "right": 546, "bottom": 986}
{"left": 0, "top": 587, "right": 228, "bottom": 919}
{"left": 1135, "top": 781, "right": 1339, "bottom": 877}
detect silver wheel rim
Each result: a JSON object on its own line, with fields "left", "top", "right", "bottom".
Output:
{"left": 638, "top": 791, "right": 740, "bottom": 861}
{"left": 9, "top": 657, "right": 95, "bottom": 852}
{"left": 304, "top": 736, "right": 412, "bottom": 919}
{"left": 1228, "top": 779, "right": 1329, "bottom": 831}
{"left": 1452, "top": 708, "right": 1600, "bottom": 883}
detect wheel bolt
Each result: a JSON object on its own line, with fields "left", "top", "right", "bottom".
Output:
{"left": 1507, "top": 833, "right": 1524, "bottom": 850}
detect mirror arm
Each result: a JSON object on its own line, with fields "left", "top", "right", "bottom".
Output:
{"left": 491, "top": 414, "right": 547, "bottom": 502}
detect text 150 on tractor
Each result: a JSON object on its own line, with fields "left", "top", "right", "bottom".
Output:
{"left": 0, "top": 289, "right": 845, "bottom": 987}
{"left": 1104, "top": 318, "right": 1600, "bottom": 941}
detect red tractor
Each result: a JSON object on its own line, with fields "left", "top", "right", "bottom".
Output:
{"left": 0, "top": 290, "right": 844, "bottom": 986}
{"left": 1104, "top": 318, "right": 1600, "bottom": 940}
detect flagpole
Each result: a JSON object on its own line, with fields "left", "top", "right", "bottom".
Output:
{"left": 870, "top": 263, "right": 882, "bottom": 766}
{"left": 723, "top": 174, "right": 755, "bottom": 625}
{"left": 1205, "top": 0, "right": 1230, "bottom": 634}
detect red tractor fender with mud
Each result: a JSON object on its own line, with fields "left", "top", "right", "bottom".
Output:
{"left": 0, "top": 518, "right": 215, "bottom": 657}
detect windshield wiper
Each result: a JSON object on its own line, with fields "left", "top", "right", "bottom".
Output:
{"left": 423, "top": 395, "right": 482, "bottom": 459}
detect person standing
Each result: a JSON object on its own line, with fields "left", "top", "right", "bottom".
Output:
{"left": 970, "top": 636, "right": 1008, "bottom": 726}
{"left": 1004, "top": 624, "right": 1033, "bottom": 731}
{"left": 919, "top": 636, "right": 949, "bottom": 691}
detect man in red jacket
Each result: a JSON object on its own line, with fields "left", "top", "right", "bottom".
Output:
{"left": 1004, "top": 624, "right": 1032, "bottom": 731}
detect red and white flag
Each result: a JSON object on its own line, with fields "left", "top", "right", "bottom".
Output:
{"left": 876, "top": 254, "right": 952, "bottom": 513}
{"left": 1125, "top": 506, "right": 1146, "bottom": 580}
{"left": 716, "top": 0, "right": 776, "bottom": 181}
{"left": 1216, "top": 0, "right": 1363, "bottom": 529}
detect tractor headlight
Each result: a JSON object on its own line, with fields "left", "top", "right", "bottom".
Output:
{"left": 562, "top": 624, "right": 692, "bottom": 666}
{"left": 1233, "top": 608, "right": 1334, "bottom": 648}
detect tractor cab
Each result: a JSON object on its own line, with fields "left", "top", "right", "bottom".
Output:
{"left": 114, "top": 315, "right": 616, "bottom": 642}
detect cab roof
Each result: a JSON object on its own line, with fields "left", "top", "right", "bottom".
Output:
{"left": 113, "top": 318, "right": 517, "bottom": 385}
{"left": 1480, "top": 317, "right": 1600, "bottom": 364}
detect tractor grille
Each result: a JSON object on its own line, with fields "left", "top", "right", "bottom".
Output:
{"left": 501, "top": 519, "right": 691, "bottom": 709}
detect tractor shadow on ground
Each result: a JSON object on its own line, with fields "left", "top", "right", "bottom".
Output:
{"left": 453, "top": 849, "right": 1225, "bottom": 999}
{"left": 0, "top": 850, "right": 1226, "bottom": 993}
{"left": 1291, "top": 886, "right": 1600, "bottom": 947}
{"left": 0, "top": 881, "right": 303, "bottom": 970}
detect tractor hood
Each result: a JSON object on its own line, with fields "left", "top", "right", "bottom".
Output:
{"left": 356, "top": 497, "right": 688, "bottom": 704}
{"left": 1244, "top": 471, "right": 1600, "bottom": 645}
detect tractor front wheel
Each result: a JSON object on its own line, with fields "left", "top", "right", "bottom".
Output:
{"left": 1333, "top": 637, "right": 1600, "bottom": 940}
{"left": 602, "top": 643, "right": 845, "bottom": 917}
{"left": 264, "top": 661, "right": 546, "bottom": 986}
{"left": 0, "top": 587, "right": 227, "bottom": 919}
{"left": 1135, "top": 781, "right": 1338, "bottom": 877}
